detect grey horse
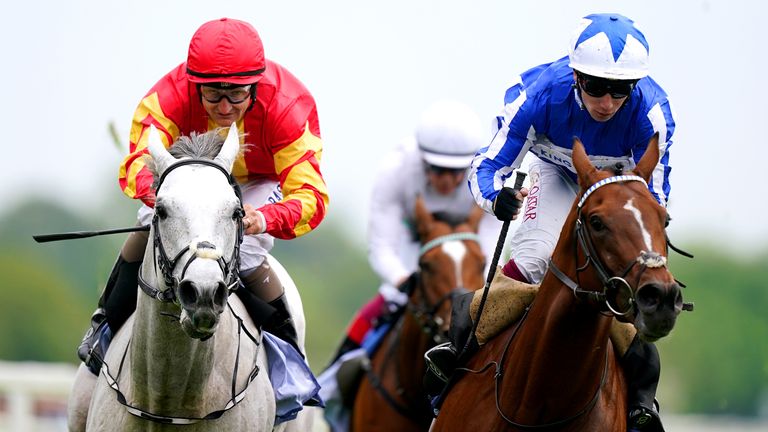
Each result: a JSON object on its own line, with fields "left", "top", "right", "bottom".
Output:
{"left": 67, "top": 125, "right": 315, "bottom": 431}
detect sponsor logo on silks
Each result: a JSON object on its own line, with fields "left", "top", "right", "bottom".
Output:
{"left": 524, "top": 184, "right": 540, "bottom": 222}
{"left": 267, "top": 185, "right": 283, "bottom": 205}
{"left": 531, "top": 145, "right": 574, "bottom": 169}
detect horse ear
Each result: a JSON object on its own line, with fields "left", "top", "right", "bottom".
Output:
{"left": 414, "top": 195, "right": 434, "bottom": 239}
{"left": 633, "top": 133, "right": 660, "bottom": 183}
{"left": 572, "top": 137, "right": 598, "bottom": 188}
{"left": 214, "top": 123, "right": 241, "bottom": 173}
{"left": 147, "top": 124, "right": 175, "bottom": 173}
{"left": 466, "top": 205, "right": 485, "bottom": 233}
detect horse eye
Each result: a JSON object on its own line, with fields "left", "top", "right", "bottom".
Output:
{"left": 155, "top": 205, "right": 168, "bottom": 220}
{"left": 589, "top": 215, "right": 605, "bottom": 231}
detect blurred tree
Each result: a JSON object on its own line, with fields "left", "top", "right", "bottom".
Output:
{"left": 658, "top": 248, "right": 768, "bottom": 416}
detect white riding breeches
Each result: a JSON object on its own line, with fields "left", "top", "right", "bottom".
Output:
{"left": 137, "top": 179, "right": 282, "bottom": 275}
{"left": 507, "top": 157, "right": 578, "bottom": 284}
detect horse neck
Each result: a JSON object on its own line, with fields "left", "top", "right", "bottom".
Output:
{"left": 129, "top": 265, "right": 218, "bottom": 412}
{"left": 507, "top": 218, "right": 614, "bottom": 405}
{"left": 376, "top": 293, "right": 434, "bottom": 396}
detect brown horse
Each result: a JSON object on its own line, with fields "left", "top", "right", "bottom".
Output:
{"left": 431, "top": 135, "right": 683, "bottom": 431}
{"left": 351, "top": 198, "right": 487, "bottom": 432}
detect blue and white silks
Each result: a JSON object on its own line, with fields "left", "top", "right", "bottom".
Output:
{"left": 469, "top": 56, "right": 675, "bottom": 212}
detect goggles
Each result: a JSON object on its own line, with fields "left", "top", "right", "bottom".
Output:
{"left": 576, "top": 72, "right": 637, "bottom": 99}
{"left": 199, "top": 85, "right": 253, "bottom": 104}
{"left": 426, "top": 164, "right": 466, "bottom": 176}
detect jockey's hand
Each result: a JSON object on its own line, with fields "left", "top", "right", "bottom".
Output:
{"left": 242, "top": 204, "right": 266, "bottom": 235}
{"left": 492, "top": 187, "right": 529, "bottom": 221}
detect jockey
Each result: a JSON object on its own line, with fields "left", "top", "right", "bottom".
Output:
{"left": 425, "top": 14, "right": 674, "bottom": 432}
{"left": 77, "top": 17, "right": 329, "bottom": 375}
{"left": 328, "top": 100, "right": 502, "bottom": 363}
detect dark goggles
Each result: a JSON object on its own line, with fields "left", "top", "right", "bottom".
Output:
{"left": 576, "top": 72, "right": 638, "bottom": 99}
{"left": 426, "top": 164, "right": 466, "bottom": 176}
{"left": 199, "top": 85, "right": 253, "bottom": 104}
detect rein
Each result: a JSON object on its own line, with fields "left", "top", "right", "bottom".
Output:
{"left": 101, "top": 303, "right": 262, "bottom": 425}
{"left": 479, "top": 175, "right": 676, "bottom": 429}
{"left": 365, "top": 232, "right": 479, "bottom": 422}
{"left": 116, "top": 157, "right": 258, "bottom": 424}
{"left": 551, "top": 175, "right": 662, "bottom": 315}
{"left": 412, "top": 232, "right": 479, "bottom": 343}
{"left": 142, "top": 158, "right": 245, "bottom": 304}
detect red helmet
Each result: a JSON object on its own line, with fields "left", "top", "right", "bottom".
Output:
{"left": 186, "top": 18, "right": 266, "bottom": 85}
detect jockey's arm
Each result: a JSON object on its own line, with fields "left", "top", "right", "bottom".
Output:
{"left": 253, "top": 97, "right": 329, "bottom": 240}
{"left": 367, "top": 151, "right": 412, "bottom": 287}
{"left": 119, "top": 91, "right": 182, "bottom": 206}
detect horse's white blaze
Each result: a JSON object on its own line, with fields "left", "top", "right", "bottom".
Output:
{"left": 623, "top": 198, "right": 653, "bottom": 252}
{"left": 442, "top": 241, "right": 467, "bottom": 288}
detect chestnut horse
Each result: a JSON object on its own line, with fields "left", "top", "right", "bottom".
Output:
{"left": 351, "top": 198, "right": 486, "bottom": 431}
{"left": 432, "top": 135, "right": 683, "bottom": 431}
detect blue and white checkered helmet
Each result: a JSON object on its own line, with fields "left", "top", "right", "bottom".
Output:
{"left": 568, "top": 13, "right": 650, "bottom": 80}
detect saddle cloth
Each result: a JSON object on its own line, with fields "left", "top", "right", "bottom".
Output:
{"left": 470, "top": 267, "right": 636, "bottom": 355}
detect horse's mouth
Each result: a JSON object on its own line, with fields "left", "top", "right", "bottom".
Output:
{"left": 635, "top": 314, "right": 677, "bottom": 342}
{"left": 180, "top": 310, "right": 220, "bottom": 339}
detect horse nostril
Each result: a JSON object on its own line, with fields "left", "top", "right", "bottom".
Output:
{"left": 674, "top": 288, "right": 684, "bottom": 310}
{"left": 178, "top": 280, "right": 198, "bottom": 306}
{"left": 635, "top": 283, "right": 661, "bottom": 312}
{"left": 214, "top": 281, "right": 228, "bottom": 309}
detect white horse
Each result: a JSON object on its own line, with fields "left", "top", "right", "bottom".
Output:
{"left": 68, "top": 125, "right": 314, "bottom": 431}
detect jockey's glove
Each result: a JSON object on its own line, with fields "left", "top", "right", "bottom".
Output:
{"left": 492, "top": 187, "right": 524, "bottom": 221}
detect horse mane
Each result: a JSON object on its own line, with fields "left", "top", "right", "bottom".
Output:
{"left": 146, "top": 128, "right": 247, "bottom": 186}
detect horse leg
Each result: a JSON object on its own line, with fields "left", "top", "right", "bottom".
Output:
{"left": 66, "top": 364, "right": 96, "bottom": 432}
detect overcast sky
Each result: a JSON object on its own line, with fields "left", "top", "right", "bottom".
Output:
{"left": 2, "top": 0, "right": 766, "bottom": 254}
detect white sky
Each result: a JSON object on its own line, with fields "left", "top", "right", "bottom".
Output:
{"left": 2, "top": 0, "right": 766, "bottom": 253}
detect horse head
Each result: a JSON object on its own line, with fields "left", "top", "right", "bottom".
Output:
{"left": 412, "top": 196, "right": 485, "bottom": 337}
{"left": 145, "top": 124, "right": 244, "bottom": 339}
{"left": 571, "top": 133, "right": 683, "bottom": 341}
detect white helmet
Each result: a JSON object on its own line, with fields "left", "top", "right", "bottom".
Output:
{"left": 568, "top": 13, "right": 650, "bottom": 80}
{"left": 416, "top": 100, "right": 484, "bottom": 169}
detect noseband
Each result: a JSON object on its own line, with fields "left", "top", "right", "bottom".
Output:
{"left": 548, "top": 175, "right": 666, "bottom": 316}
{"left": 137, "top": 158, "right": 245, "bottom": 303}
{"left": 365, "top": 231, "right": 482, "bottom": 422}
{"left": 412, "top": 232, "right": 480, "bottom": 342}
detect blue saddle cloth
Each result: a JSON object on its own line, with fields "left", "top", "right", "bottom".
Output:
{"left": 262, "top": 331, "right": 324, "bottom": 424}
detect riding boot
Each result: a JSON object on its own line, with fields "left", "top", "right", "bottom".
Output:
{"left": 423, "top": 290, "right": 477, "bottom": 397}
{"left": 264, "top": 293, "right": 304, "bottom": 358}
{"left": 622, "top": 335, "right": 665, "bottom": 432}
{"left": 76, "top": 256, "right": 141, "bottom": 375}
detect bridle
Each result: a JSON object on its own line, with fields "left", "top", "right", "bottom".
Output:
{"left": 548, "top": 175, "right": 670, "bottom": 317}
{"left": 489, "top": 175, "right": 684, "bottom": 429}
{"left": 137, "top": 158, "right": 245, "bottom": 304}
{"left": 410, "top": 232, "right": 481, "bottom": 343}
{"left": 102, "top": 157, "right": 264, "bottom": 425}
{"left": 365, "top": 231, "right": 481, "bottom": 422}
